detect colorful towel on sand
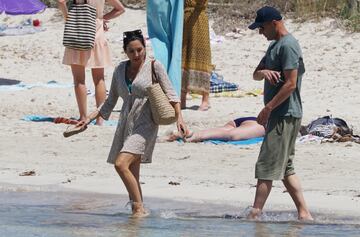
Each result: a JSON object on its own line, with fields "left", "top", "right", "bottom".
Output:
{"left": 147, "top": 0, "right": 184, "bottom": 96}
{"left": 204, "top": 137, "right": 263, "bottom": 145}
{"left": 210, "top": 72, "right": 238, "bottom": 93}
{"left": 22, "top": 115, "right": 118, "bottom": 126}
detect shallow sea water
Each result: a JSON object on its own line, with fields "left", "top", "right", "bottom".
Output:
{"left": 0, "top": 190, "right": 359, "bottom": 237}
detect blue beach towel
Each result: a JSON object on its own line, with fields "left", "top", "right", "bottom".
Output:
{"left": 210, "top": 72, "right": 238, "bottom": 93}
{"left": 147, "top": 0, "right": 184, "bottom": 96}
{"left": 176, "top": 137, "right": 263, "bottom": 145}
{"left": 22, "top": 115, "right": 54, "bottom": 122}
{"left": 204, "top": 137, "right": 264, "bottom": 145}
{"left": 22, "top": 115, "right": 118, "bottom": 126}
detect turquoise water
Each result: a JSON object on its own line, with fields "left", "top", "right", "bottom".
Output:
{"left": 0, "top": 190, "right": 359, "bottom": 237}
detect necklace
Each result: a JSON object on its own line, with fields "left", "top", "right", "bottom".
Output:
{"left": 126, "top": 61, "right": 143, "bottom": 81}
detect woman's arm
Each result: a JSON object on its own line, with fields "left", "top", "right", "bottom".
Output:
{"left": 153, "top": 61, "right": 188, "bottom": 136}
{"left": 57, "top": 0, "right": 68, "bottom": 20}
{"left": 171, "top": 101, "right": 187, "bottom": 136}
{"left": 103, "top": 0, "right": 125, "bottom": 21}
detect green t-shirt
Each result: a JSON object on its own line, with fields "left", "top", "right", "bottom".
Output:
{"left": 263, "top": 34, "right": 305, "bottom": 118}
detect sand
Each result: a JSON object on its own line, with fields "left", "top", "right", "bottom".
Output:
{"left": 1, "top": 8, "right": 360, "bottom": 218}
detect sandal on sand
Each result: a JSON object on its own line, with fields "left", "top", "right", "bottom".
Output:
{"left": 63, "top": 125, "right": 87, "bottom": 138}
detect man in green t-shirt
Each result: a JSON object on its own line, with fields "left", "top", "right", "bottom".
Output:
{"left": 247, "top": 6, "right": 313, "bottom": 221}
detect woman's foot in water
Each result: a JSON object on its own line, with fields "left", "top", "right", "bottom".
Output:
{"left": 132, "top": 202, "right": 149, "bottom": 218}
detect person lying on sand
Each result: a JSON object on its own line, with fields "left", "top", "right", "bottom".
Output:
{"left": 159, "top": 116, "right": 265, "bottom": 142}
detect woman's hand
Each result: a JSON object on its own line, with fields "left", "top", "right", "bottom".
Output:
{"left": 176, "top": 117, "right": 188, "bottom": 139}
{"left": 75, "top": 117, "right": 90, "bottom": 130}
{"left": 57, "top": 0, "right": 68, "bottom": 21}
{"left": 103, "top": 19, "right": 110, "bottom": 31}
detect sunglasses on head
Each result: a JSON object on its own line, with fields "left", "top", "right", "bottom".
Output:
{"left": 123, "top": 29, "right": 143, "bottom": 39}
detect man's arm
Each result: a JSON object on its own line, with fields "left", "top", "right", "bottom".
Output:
{"left": 253, "top": 60, "right": 282, "bottom": 84}
{"left": 257, "top": 69, "right": 298, "bottom": 126}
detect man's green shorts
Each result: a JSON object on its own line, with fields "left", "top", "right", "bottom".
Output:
{"left": 255, "top": 116, "right": 301, "bottom": 180}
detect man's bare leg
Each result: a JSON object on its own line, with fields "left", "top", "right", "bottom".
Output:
{"left": 282, "top": 174, "right": 313, "bottom": 220}
{"left": 247, "top": 179, "right": 272, "bottom": 219}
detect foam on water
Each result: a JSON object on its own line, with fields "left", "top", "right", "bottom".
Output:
{"left": 0, "top": 190, "right": 359, "bottom": 237}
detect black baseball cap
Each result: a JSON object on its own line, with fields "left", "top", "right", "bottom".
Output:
{"left": 248, "top": 6, "right": 282, "bottom": 30}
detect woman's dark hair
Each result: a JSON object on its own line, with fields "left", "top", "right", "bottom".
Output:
{"left": 123, "top": 29, "right": 145, "bottom": 51}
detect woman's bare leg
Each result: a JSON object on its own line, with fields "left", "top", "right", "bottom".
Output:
{"left": 114, "top": 152, "right": 147, "bottom": 217}
{"left": 71, "top": 65, "right": 87, "bottom": 121}
{"left": 91, "top": 68, "right": 106, "bottom": 125}
{"left": 187, "top": 120, "right": 265, "bottom": 142}
{"left": 181, "top": 89, "right": 187, "bottom": 109}
{"left": 186, "top": 121, "right": 235, "bottom": 142}
{"left": 198, "top": 91, "right": 210, "bottom": 111}
{"left": 129, "top": 158, "right": 143, "bottom": 202}
{"left": 163, "top": 120, "right": 265, "bottom": 143}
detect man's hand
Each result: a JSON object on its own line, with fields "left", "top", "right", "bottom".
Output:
{"left": 257, "top": 105, "right": 272, "bottom": 127}
{"left": 259, "top": 69, "right": 281, "bottom": 85}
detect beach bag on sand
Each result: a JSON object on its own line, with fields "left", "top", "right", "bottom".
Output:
{"left": 147, "top": 60, "right": 176, "bottom": 125}
{"left": 306, "top": 116, "right": 352, "bottom": 138}
{"left": 63, "top": 0, "right": 96, "bottom": 50}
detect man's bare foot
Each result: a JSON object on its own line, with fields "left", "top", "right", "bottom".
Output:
{"left": 246, "top": 207, "right": 262, "bottom": 220}
{"left": 299, "top": 212, "right": 313, "bottom": 221}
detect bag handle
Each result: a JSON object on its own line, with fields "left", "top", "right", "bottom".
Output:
{"left": 73, "top": 0, "right": 88, "bottom": 4}
{"left": 151, "top": 60, "right": 159, "bottom": 85}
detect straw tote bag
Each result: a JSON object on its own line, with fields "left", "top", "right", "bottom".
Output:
{"left": 63, "top": 0, "right": 97, "bottom": 50}
{"left": 147, "top": 60, "right": 177, "bottom": 125}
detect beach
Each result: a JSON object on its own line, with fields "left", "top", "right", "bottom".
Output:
{"left": 1, "top": 6, "right": 360, "bottom": 221}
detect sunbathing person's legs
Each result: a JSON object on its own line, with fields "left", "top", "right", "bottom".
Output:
{"left": 187, "top": 120, "right": 264, "bottom": 142}
{"left": 226, "top": 121, "right": 265, "bottom": 141}
{"left": 162, "top": 119, "right": 265, "bottom": 142}
{"left": 186, "top": 121, "right": 234, "bottom": 142}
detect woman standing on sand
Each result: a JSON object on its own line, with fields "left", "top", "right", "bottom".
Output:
{"left": 58, "top": 0, "right": 125, "bottom": 125}
{"left": 181, "top": 0, "right": 212, "bottom": 111}
{"left": 74, "top": 30, "right": 188, "bottom": 217}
